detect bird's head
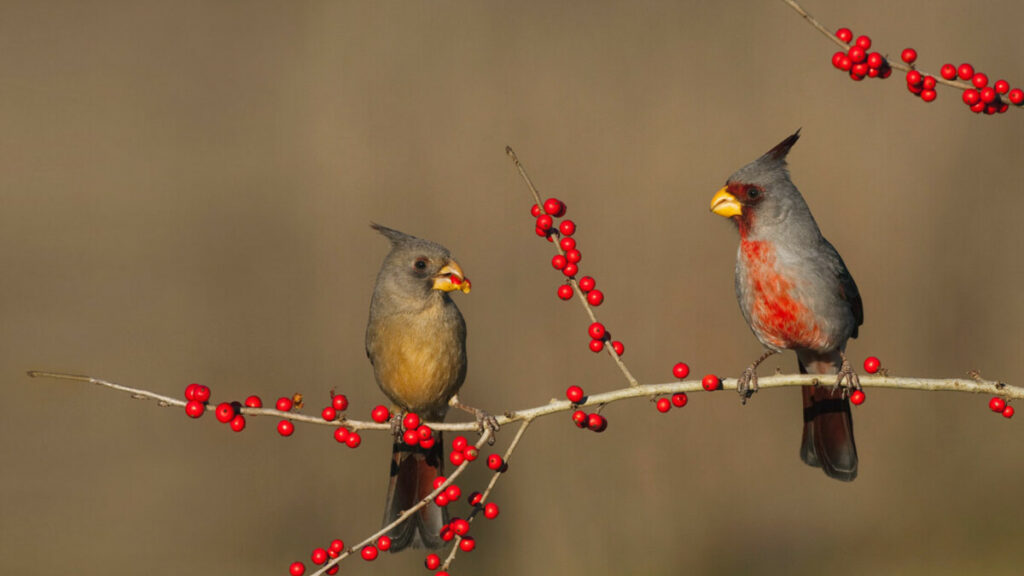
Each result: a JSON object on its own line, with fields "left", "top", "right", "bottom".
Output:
{"left": 710, "top": 130, "right": 807, "bottom": 238}
{"left": 371, "top": 224, "right": 471, "bottom": 302}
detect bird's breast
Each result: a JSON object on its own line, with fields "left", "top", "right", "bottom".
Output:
{"left": 738, "top": 239, "right": 831, "bottom": 351}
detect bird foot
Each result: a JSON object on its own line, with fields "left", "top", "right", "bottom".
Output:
{"left": 449, "top": 394, "right": 499, "bottom": 443}
{"left": 737, "top": 365, "right": 759, "bottom": 405}
{"left": 834, "top": 354, "right": 861, "bottom": 394}
{"left": 388, "top": 411, "right": 405, "bottom": 439}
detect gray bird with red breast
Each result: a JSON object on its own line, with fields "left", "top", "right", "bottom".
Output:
{"left": 710, "top": 130, "right": 863, "bottom": 481}
{"left": 366, "top": 224, "right": 483, "bottom": 550}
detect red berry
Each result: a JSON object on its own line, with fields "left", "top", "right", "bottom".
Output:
{"left": 375, "top": 536, "right": 392, "bottom": 552}
{"left": 434, "top": 493, "right": 450, "bottom": 508}
{"left": 611, "top": 341, "right": 624, "bottom": 356}
{"left": 922, "top": 75, "right": 936, "bottom": 90}
{"left": 215, "top": 402, "right": 235, "bottom": 423}
{"left": 450, "top": 451, "right": 465, "bottom": 466}
{"left": 184, "top": 383, "right": 199, "bottom": 400}
{"left": 565, "top": 249, "right": 582, "bottom": 264}
{"left": 402, "top": 412, "right": 420, "bottom": 430}
{"left": 543, "top": 198, "right": 566, "bottom": 217}
{"left": 487, "top": 454, "right": 504, "bottom": 471}
{"left": 900, "top": 47, "right": 917, "bottom": 64}
{"left": 981, "top": 87, "right": 997, "bottom": 103}
{"left": 277, "top": 420, "right": 294, "bottom": 437}
{"left": 311, "top": 548, "right": 328, "bottom": 565}
{"left": 998, "top": 101, "right": 1009, "bottom": 114}
{"left": 452, "top": 436, "right": 468, "bottom": 452}
{"left": 551, "top": 254, "right": 567, "bottom": 270}
{"left": 655, "top": 398, "right": 671, "bottom": 413}
{"left": 562, "top": 263, "right": 578, "bottom": 277}
{"left": 289, "top": 561, "right": 305, "bottom": 576}
{"left": 863, "top": 356, "right": 881, "bottom": 374}
{"left": 329, "top": 539, "right": 345, "bottom": 553}
{"left": 320, "top": 406, "right": 336, "bottom": 421}
{"left": 957, "top": 63, "right": 974, "bottom": 80}
{"left": 972, "top": 72, "right": 989, "bottom": 89}
{"left": 559, "top": 220, "right": 576, "bottom": 236}
{"left": 994, "top": 79, "right": 1010, "bottom": 94}
{"left": 566, "top": 386, "right": 585, "bottom": 403}
{"left": 243, "top": 395, "right": 262, "bottom": 408}
{"left": 537, "top": 215, "right": 554, "bottom": 232}
{"left": 836, "top": 28, "right": 853, "bottom": 43}
{"left": 464, "top": 447, "right": 479, "bottom": 461}
{"left": 229, "top": 414, "right": 246, "bottom": 432}
{"left": 672, "top": 362, "right": 690, "bottom": 379}
{"left": 971, "top": 101, "right": 985, "bottom": 113}
{"left": 559, "top": 237, "right": 576, "bottom": 251}
{"left": 535, "top": 227, "right": 549, "bottom": 238}
{"left": 701, "top": 374, "right": 719, "bottom": 392}
{"left": 530, "top": 204, "right": 541, "bottom": 217}
{"left": 963, "top": 89, "right": 981, "bottom": 105}
{"left": 867, "top": 67, "right": 879, "bottom": 78}
{"left": 557, "top": 284, "right": 574, "bottom": 300}
{"left": 361, "top": 545, "right": 378, "bottom": 561}
{"left": 906, "top": 70, "right": 922, "bottom": 86}
{"left": 848, "top": 46, "right": 866, "bottom": 64}
{"left": 850, "top": 390, "right": 866, "bottom": 406}
{"left": 671, "top": 393, "right": 688, "bottom": 408}
{"left": 989, "top": 397, "right": 1006, "bottom": 412}
{"left": 192, "top": 385, "right": 210, "bottom": 403}
{"left": 452, "top": 518, "right": 470, "bottom": 535}
{"left": 468, "top": 491, "right": 483, "bottom": 505}
{"left": 587, "top": 289, "right": 604, "bottom": 306}
{"left": 831, "top": 51, "right": 846, "bottom": 69}
{"left": 572, "top": 410, "right": 588, "bottom": 428}
{"left": 588, "top": 322, "right": 606, "bottom": 340}
{"left": 586, "top": 413, "right": 607, "bottom": 432}
{"left": 345, "top": 431, "right": 361, "bottom": 448}
{"left": 880, "top": 66, "right": 892, "bottom": 79}
{"left": 867, "top": 52, "right": 884, "bottom": 69}
{"left": 425, "top": 554, "right": 441, "bottom": 570}
{"left": 589, "top": 339, "right": 604, "bottom": 353}
{"left": 940, "top": 63, "right": 957, "bottom": 80}
{"left": 851, "top": 63, "right": 869, "bottom": 78}
{"left": 836, "top": 55, "right": 852, "bottom": 72}
{"left": 855, "top": 35, "right": 871, "bottom": 50}
{"left": 418, "top": 425, "right": 433, "bottom": 440}
{"left": 446, "top": 484, "right": 462, "bottom": 501}
{"left": 907, "top": 82, "right": 923, "bottom": 95}
{"left": 1003, "top": 406, "right": 1015, "bottom": 419}
{"left": 578, "top": 276, "right": 596, "bottom": 292}
{"left": 333, "top": 426, "right": 349, "bottom": 443}
{"left": 440, "top": 527, "right": 454, "bottom": 542}
{"left": 484, "top": 502, "right": 500, "bottom": 519}
{"left": 459, "top": 536, "right": 476, "bottom": 552}
{"left": 371, "top": 405, "right": 390, "bottom": 423}
{"left": 419, "top": 435, "right": 435, "bottom": 449}
{"left": 1009, "top": 88, "right": 1024, "bottom": 105}
{"left": 275, "top": 397, "right": 293, "bottom": 412}
{"left": 403, "top": 429, "right": 420, "bottom": 445}
{"left": 433, "top": 476, "right": 447, "bottom": 490}
{"left": 921, "top": 89, "right": 937, "bottom": 102}
{"left": 185, "top": 400, "right": 205, "bottom": 418}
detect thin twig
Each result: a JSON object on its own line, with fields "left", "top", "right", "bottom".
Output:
{"left": 505, "top": 147, "right": 640, "bottom": 387}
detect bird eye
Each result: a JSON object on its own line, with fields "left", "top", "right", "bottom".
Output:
{"left": 414, "top": 258, "right": 428, "bottom": 270}
{"left": 747, "top": 188, "right": 761, "bottom": 199}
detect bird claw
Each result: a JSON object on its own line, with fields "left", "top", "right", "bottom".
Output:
{"left": 475, "top": 411, "right": 500, "bottom": 443}
{"left": 834, "top": 356, "right": 861, "bottom": 394}
{"left": 737, "top": 365, "right": 759, "bottom": 405}
{"left": 388, "top": 411, "right": 405, "bottom": 438}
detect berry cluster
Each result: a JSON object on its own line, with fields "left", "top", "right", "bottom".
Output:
{"left": 565, "top": 385, "right": 609, "bottom": 431}
{"left": 289, "top": 538, "right": 345, "bottom": 576}
{"left": 183, "top": 383, "right": 247, "bottom": 432}
{"left": 532, "top": 198, "right": 624, "bottom": 358}
{"left": 830, "top": 29, "right": 892, "bottom": 81}
{"left": 827, "top": 26, "right": 1023, "bottom": 114}
{"left": 988, "top": 397, "right": 1014, "bottom": 419}
{"left": 655, "top": 363, "right": 690, "bottom": 413}
{"left": 448, "top": 434, "right": 480, "bottom": 467}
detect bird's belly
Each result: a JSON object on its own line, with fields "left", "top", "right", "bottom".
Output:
{"left": 372, "top": 327, "right": 465, "bottom": 415}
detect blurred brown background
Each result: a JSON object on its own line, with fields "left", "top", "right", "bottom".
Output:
{"left": 2, "top": 1, "right": 1023, "bottom": 574}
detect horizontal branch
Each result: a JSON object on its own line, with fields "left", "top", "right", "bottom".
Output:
{"left": 26, "top": 370, "right": 1022, "bottom": 433}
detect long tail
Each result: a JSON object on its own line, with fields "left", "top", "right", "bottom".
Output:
{"left": 798, "top": 356, "right": 858, "bottom": 482}
{"left": 383, "top": 431, "right": 447, "bottom": 551}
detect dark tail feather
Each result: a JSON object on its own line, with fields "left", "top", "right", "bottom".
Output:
{"left": 799, "top": 361, "right": 858, "bottom": 482}
{"left": 383, "top": 431, "right": 447, "bottom": 551}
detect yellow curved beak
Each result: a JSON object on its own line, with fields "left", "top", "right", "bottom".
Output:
{"left": 710, "top": 187, "right": 742, "bottom": 218}
{"left": 432, "top": 261, "right": 471, "bottom": 294}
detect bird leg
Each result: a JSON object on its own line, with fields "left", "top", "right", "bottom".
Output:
{"left": 448, "top": 394, "right": 499, "bottom": 441}
{"left": 737, "top": 350, "right": 777, "bottom": 404}
{"left": 388, "top": 409, "right": 405, "bottom": 439}
{"left": 835, "top": 351, "right": 861, "bottom": 393}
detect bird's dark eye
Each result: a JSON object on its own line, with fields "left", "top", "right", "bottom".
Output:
{"left": 747, "top": 188, "right": 761, "bottom": 199}
{"left": 414, "top": 258, "right": 428, "bottom": 270}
